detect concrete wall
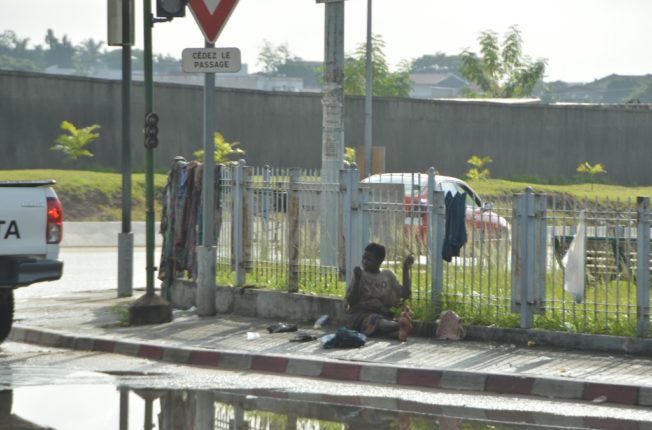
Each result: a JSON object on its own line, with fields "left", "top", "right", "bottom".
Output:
{"left": 2, "top": 70, "right": 651, "bottom": 184}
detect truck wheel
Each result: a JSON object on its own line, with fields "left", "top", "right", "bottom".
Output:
{"left": 0, "top": 290, "right": 14, "bottom": 344}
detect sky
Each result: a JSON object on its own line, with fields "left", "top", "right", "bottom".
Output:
{"left": 3, "top": 0, "right": 652, "bottom": 83}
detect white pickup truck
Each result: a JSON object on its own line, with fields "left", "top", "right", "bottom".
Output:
{"left": 0, "top": 180, "right": 64, "bottom": 343}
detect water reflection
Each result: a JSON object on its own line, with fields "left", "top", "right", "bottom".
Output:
{"left": 0, "top": 385, "right": 644, "bottom": 430}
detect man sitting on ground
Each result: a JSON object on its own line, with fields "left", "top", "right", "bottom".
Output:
{"left": 345, "top": 242, "right": 414, "bottom": 341}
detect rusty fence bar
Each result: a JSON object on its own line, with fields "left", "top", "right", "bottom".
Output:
{"left": 637, "top": 196, "right": 650, "bottom": 337}
{"left": 287, "top": 168, "right": 300, "bottom": 292}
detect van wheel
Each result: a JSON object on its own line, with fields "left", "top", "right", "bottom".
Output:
{"left": 0, "top": 290, "right": 14, "bottom": 344}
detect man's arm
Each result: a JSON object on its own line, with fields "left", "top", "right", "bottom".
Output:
{"left": 400, "top": 255, "right": 414, "bottom": 300}
{"left": 346, "top": 266, "right": 362, "bottom": 307}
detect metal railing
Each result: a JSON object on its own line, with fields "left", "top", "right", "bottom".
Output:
{"left": 203, "top": 161, "right": 651, "bottom": 337}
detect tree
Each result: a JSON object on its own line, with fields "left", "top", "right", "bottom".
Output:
{"left": 344, "top": 34, "right": 412, "bottom": 97}
{"left": 576, "top": 162, "right": 606, "bottom": 189}
{"left": 411, "top": 53, "right": 463, "bottom": 74}
{"left": 0, "top": 30, "right": 40, "bottom": 71}
{"left": 460, "top": 25, "right": 546, "bottom": 98}
{"left": 257, "top": 40, "right": 298, "bottom": 75}
{"left": 193, "top": 132, "right": 245, "bottom": 164}
{"left": 74, "top": 38, "right": 105, "bottom": 74}
{"left": 465, "top": 155, "right": 492, "bottom": 180}
{"left": 51, "top": 121, "right": 100, "bottom": 160}
{"left": 44, "top": 29, "right": 75, "bottom": 69}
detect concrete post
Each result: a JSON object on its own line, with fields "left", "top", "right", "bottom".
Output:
{"left": 428, "top": 167, "right": 445, "bottom": 312}
{"left": 117, "top": 232, "right": 133, "bottom": 297}
{"left": 511, "top": 189, "right": 547, "bottom": 329}
{"left": 233, "top": 159, "right": 246, "bottom": 286}
{"left": 194, "top": 391, "right": 215, "bottom": 430}
{"left": 636, "top": 196, "right": 650, "bottom": 337}
{"left": 341, "top": 166, "right": 353, "bottom": 284}
{"left": 119, "top": 387, "right": 129, "bottom": 430}
{"left": 350, "top": 164, "right": 363, "bottom": 280}
{"left": 196, "top": 246, "right": 216, "bottom": 316}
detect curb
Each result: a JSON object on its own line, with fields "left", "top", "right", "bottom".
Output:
{"left": 9, "top": 325, "right": 652, "bottom": 408}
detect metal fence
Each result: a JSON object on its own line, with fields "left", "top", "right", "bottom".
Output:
{"left": 207, "top": 161, "right": 650, "bottom": 337}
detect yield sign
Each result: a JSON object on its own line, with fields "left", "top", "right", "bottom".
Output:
{"left": 188, "top": 0, "right": 240, "bottom": 44}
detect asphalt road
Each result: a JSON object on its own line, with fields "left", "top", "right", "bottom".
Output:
{"left": 15, "top": 247, "right": 159, "bottom": 299}
{"left": 2, "top": 341, "right": 652, "bottom": 430}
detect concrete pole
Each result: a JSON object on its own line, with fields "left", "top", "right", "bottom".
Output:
{"left": 197, "top": 40, "right": 217, "bottom": 316}
{"left": 118, "top": 0, "right": 133, "bottom": 298}
{"left": 363, "top": 0, "right": 372, "bottom": 179}
{"left": 320, "top": 0, "right": 345, "bottom": 267}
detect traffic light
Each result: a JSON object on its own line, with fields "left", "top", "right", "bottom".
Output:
{"left": 156, "top": 0, "right": 187, "bottom": 18}
{"left": 144, "top": 112, "right": 159, "bottom": 149}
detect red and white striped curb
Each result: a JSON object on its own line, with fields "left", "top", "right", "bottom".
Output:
{"left": 9, "top": 326, "right": 652, "bottom": 409}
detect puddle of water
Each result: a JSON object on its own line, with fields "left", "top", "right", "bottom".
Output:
{"left": 0, "top": 385, "right": 647, "bottom": 430}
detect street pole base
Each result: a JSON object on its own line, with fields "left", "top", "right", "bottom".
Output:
{"left": 128, "top": 294, "right": 173, "bottom": 326}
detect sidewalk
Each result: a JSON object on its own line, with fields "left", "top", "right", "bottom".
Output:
{"left": 9, "top": 289, "right": 652, "bottom": 408}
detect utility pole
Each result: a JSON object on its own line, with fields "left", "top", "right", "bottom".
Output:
{"left": 320, "top": 0, "right": 345, "bottom": 267}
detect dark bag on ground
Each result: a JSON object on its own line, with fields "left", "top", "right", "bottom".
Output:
{"left": 322, "top": 327, "right": 367, "bottom": 349}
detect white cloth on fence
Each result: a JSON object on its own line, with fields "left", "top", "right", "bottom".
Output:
{"left": 562, "top": 210, "right": 586, "bottom": 303}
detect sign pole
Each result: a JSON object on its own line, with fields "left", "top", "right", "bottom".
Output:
{"left": 196, "top": 40, "right": 217, "bottom": 316}
{"left": 187, "top": 0, "right": 240, "bottom": 316}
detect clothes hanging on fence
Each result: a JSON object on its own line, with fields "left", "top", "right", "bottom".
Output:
{"left": 562, "top": 210, "right": 586, "bottom": 303}
{"left": 442, "top": 191, "right": 467, "bottom": 262}
{"left": 158, "top": 158, "right": 222, "bottom": 283}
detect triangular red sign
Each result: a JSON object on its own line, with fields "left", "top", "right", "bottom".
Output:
{"left": 188, "top": 0, "right": 240, "bottom": 44}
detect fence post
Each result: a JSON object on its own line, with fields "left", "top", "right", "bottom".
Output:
{"left": 351, "top": 165, "right": 364, "bottom": 274}
{"left": 511, "top": 188, "right": 547, "bottom": 329}
{"left": 243, "top": 165, "right": 253, "bottom": 274}
{"left": 341, "top": 166, "right": 353, "bottom": 285}
{"left": 260, "top": 166, "right": 271, "bottom": 259}
{"left": 636, "top": 196, "right": 650, "bottom": 337}
{"left": 428, "top": 167, "right": 445, "bottom": 313}
{"left": 287, "top": 168, "right": 300, "bottom": 292}
{"left": 232, "top": 159, "right": 246, "bottom": 287}
{"left": 360, "top": 179, "right": 370, "bottom": 250}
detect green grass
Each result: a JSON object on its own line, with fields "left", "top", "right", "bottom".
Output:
{"left": 214, "top": 252, "right": 649, "bottom": 337}
{"left": 0, "top": 169, "right": 168, "bottom": 221}
{"left": 468, "top": 178, "right": 652, "bottom": 202}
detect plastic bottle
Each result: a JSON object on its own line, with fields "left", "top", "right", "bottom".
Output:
{"left": 313, "top": 314, "right": 329, "bottom": 329}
